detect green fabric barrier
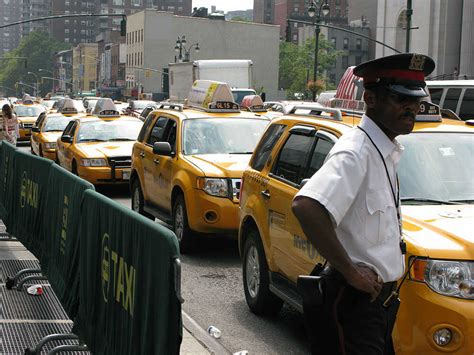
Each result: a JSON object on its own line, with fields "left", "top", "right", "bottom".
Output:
{"left": 0, "top": 141, "right": 17, "bottom": 221}
{"left": 41, "top": 164, "right": 95, "bottom": 319}
{"left": 75, "top": 189, "right": 182, "bottom": 355}
{"left": 6, "top": 150, "right": 53, "bottom": 259}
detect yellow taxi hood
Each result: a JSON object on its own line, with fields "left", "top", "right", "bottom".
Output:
{"left": 402, "top": 205, "right": 474, "bottom": 260}
{"left": 185, "top": 154, "right": 251, "bottom": 177}
{"left": 42, "top": 132, "right": 62, "bottom": 142}
{"left": 76, "top": 141, "right": 135, "bottom": 158}
{"left": 17, "top": 117, "right": 37, "bottom": 123}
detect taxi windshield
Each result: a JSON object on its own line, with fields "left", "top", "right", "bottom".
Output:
{"left": 182, "top": 118, "right": 269, "bottom": 155}
{"left": 43, "top": 116, "right": 74, "bottom": 132}
{"left": 14, "top": 105, "right": 45, "bottom": 117}
{"left": 398, "top": 132, "right": 474, "bottom": 204}
{"left": 76, "top": 120, "right": 142, "bottom": 143}
{"left": 41, "top": 100, "right": 55, "bottom": 109}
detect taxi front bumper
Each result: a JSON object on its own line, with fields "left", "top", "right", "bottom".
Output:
{"left": 77, "top": 165, "right": 131, "bottom": 185}
{"left": 186, "top": 190, "right": 239, "bottom": 235}
{"left": 394, "top": 281, "right": 473, "bottom": 354}
{"left": 42, "top": 149, "right": 57, "bottom": 162}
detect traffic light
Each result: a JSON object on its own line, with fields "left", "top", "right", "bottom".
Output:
{"left": 120, "top": 17, "right": 126, "bottom": 37}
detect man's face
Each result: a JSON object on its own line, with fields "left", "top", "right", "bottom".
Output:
{"left": 370, "top": 87, "right": 423, "bottom": 139}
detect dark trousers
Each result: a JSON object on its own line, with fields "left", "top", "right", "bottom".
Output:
{"left": 303, "top": 271, "right": 399, "bottom": 355}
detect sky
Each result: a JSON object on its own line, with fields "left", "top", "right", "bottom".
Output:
{"left": 192, "top": 0, "right": 254, "bottom": 13}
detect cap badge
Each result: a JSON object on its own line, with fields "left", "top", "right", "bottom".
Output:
{"left": 409, "top": 54, "right": 425, "bottom": 71}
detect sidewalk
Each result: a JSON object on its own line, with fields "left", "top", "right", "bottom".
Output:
{"left": 0, "top": 233, "right": 214, "bottom": 354}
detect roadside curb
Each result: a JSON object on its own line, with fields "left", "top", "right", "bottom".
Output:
{"left": 182, "top": 311, "right": 232, "bottom": 355}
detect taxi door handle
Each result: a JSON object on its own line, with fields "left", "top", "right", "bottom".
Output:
{"left": 139, "top": 151, "right": 145, "bottom": 158}
{"left": 261, "top": 190, "right": 271, "bottom": 199}
{"left": 153, "top": 159, "right": 160, "bottom": 165}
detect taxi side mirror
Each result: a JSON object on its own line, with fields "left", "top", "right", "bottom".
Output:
{"left": 153, "top": 142, "right": 173, "bottom": 156}
{"left": 61, "top": 135, "right": 72, "bottom": 143}
{"left": 31, "top": 127, "right": 40, "bottom": 133}
{"left": 299, "top": 178, "right": 309, "bottom": 189}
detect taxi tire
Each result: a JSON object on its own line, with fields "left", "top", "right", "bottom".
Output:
{"left": 131, "top": 180, "right": 154, "bottom": 220}
{"left": 172, "top": 194, "right": 195, "bottom": 253}
{"left": 243, "top": 230, "right": 283, "bottom": 316}
{"left": 39, "top": 146, "right": 43, "bottom": 157}
{"left": 30, "top": 145, "right": 35, "bottom": 155}
{"left": 72, "top": 160, "right": 79, "bottom": 176}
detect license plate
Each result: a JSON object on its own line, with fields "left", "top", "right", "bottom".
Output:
{"left": 122, "top": 170, "right": 131, "bottom": 180}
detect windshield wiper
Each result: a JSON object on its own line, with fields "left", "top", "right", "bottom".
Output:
{"left": 448, "top": 199, "right": 474, "bottom": 204}
{"left": 401, "top": 197, "right": 461, "bottom": 205}
{"left": 107, "top": 138, "right": 136, "bottom": 141}
{"left": 229, "top": 152, "right": 253, "bottom": 154}
{"left": 78, "top": 138, "right": 106, "bottom": 142}
{"left": 44, "top": 129, "right": 64, "bottom": 132}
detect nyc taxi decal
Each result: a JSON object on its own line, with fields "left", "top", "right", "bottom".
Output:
{"left": 101, "top": 233, "right": 136, "bottom": 317}
{"left": 293, "top": 234, "right": 319, "bottom": 260}
{"left": 20, "top": 171, "right": 39, "bottom": 209}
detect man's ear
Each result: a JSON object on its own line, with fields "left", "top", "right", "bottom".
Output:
{"left": 364, "top": 90, "right": 377, "bottom": 108}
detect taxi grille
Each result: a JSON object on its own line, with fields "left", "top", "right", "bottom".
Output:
{"left": 108, "top": 156, "right": 131, "bottom": 168}
{"left": 22, "top": 123, "right": 34, "bottom": 129}
{"left": 231, "top": 179, "right": 241, "bottom": 201}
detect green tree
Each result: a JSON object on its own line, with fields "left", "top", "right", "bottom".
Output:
{"left": 0, "top": 31, "right": 71, "bottom": 97}
{"left": 279, "top": 35, "right": 340, "bottom": 99}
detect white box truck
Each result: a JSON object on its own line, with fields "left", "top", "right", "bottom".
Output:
{"left": 168, "top": 59, "right": 256, "bottom": 103}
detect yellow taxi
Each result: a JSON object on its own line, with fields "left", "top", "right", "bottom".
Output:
{"left": 130, "top": 80, "right": 270, "bottom": 251}
{"left": 238, "top": 102, "right": 474, "bottom": 353}
{"left": 30, "top": 98, "right": 85, "bottom": 161}
{"left": 56, "top": 98, "right": 143, "bottom": 185}
{"left": 13, "top": 98, "right": 46, "bottom": 141}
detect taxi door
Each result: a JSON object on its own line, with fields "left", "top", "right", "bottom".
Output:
{"left": 31, "top": 112, "right": 46, "bottom": 155}
{"left": 267, "top": 127, "right": 335, "bottom": 281}
{"left": 57, "top": 121, "right": 77, "bottom": 171}
{"left": 141, "top": 115, "right": 169, "bottom": 208}
{"left": 153, "top": 118, "right": 178, "bottom": 211}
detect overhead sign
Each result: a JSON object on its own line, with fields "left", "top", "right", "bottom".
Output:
{"left": 126, "top": 74, "right": 135, "bottom": 82}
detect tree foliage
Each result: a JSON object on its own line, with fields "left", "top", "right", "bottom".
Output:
{"left": 0, "top": 31, "right": 71, "bottom": 96}
{"left": 279, "top": 35, "right": 340, "bottom": 99}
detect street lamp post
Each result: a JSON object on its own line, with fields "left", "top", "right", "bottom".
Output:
{"left": 27, "top": 71, "right": 39, "bottom": 96}
{"left": 174, "top": 35, "right": 200, "bottom": 63}
{"left": 308, "top": 0, "right": 330, "bottom": 102}
{"left": 38, "top": 69, "right": 53, "bottom": 92}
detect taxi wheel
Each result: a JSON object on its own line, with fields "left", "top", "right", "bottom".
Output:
{"left": 243, "top": 230, "right": 283, "bottom": 316}
{"left": 131, "top": 180, "right": 154, "bottom": 220}
{"left": 39, "top": 146, "right": 43, "bottom": 157}
{"left": 172, "top": 194, "right": 195, "bottom": 253}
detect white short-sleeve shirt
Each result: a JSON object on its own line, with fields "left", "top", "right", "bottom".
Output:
{"left": 295, "top": 115, "right": 405, "bottom": 282}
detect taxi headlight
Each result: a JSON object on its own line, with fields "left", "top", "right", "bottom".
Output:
{"left": 197, "top": 177, "right": 229, "bottom": 198}
{"left": 44, "top": 142, "right": 57, "bottom": 150}
{"left": 433, "top": 328, "right": 452, "bottom": 346}
{"left": 81, "top": 158, "right": 107, "bottom": 167}
{"left": 412, "top": 259, "right": 474, "bottom": 299}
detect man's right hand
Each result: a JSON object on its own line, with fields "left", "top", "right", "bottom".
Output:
{"left": 345, "top": 265, "right": 383, "bottom": 302}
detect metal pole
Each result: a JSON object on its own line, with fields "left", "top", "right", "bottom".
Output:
{"left": 405, "top": 0, "right": 413, "bottom": 52}
{"left": 313, "top": 23, "right": 320, "bottom": 102}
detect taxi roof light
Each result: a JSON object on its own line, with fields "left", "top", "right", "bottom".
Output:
{"left": 59, "top": 98, "right": 79, "bottom": 115}
{"left": 187, "top": 80, "right": 240, "bottom": 113}
{"left": 240, "top": 95, "right": 266, "bottom": 113}
{"left": 92, "top": 98, "right": 120, "bottom": 118}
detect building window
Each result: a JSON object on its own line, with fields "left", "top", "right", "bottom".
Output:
{"left": 343, "top": 38, "right": 349, "bottom": 50}
{"left": 65, "top": 29, "right": 69, "bottom": 33}
{"left": 356, "top": 38, "right": 362, "bottom": 50}
{"left": 293, "top": 34, "right": 297, "bottom": 41}
{"left": 331, "top": 37, "right": 336, "bottom": 47}
{"left": 342, "top": 56, "right": 348, "bottom": 69}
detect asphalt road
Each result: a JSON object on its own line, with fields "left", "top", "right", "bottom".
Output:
{"left": 18, "top": 143, "right": 311, "bottom": 354}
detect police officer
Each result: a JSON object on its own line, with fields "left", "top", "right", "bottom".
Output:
{"left": 292, "top": 53, "right": 435, "bottom": 354}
